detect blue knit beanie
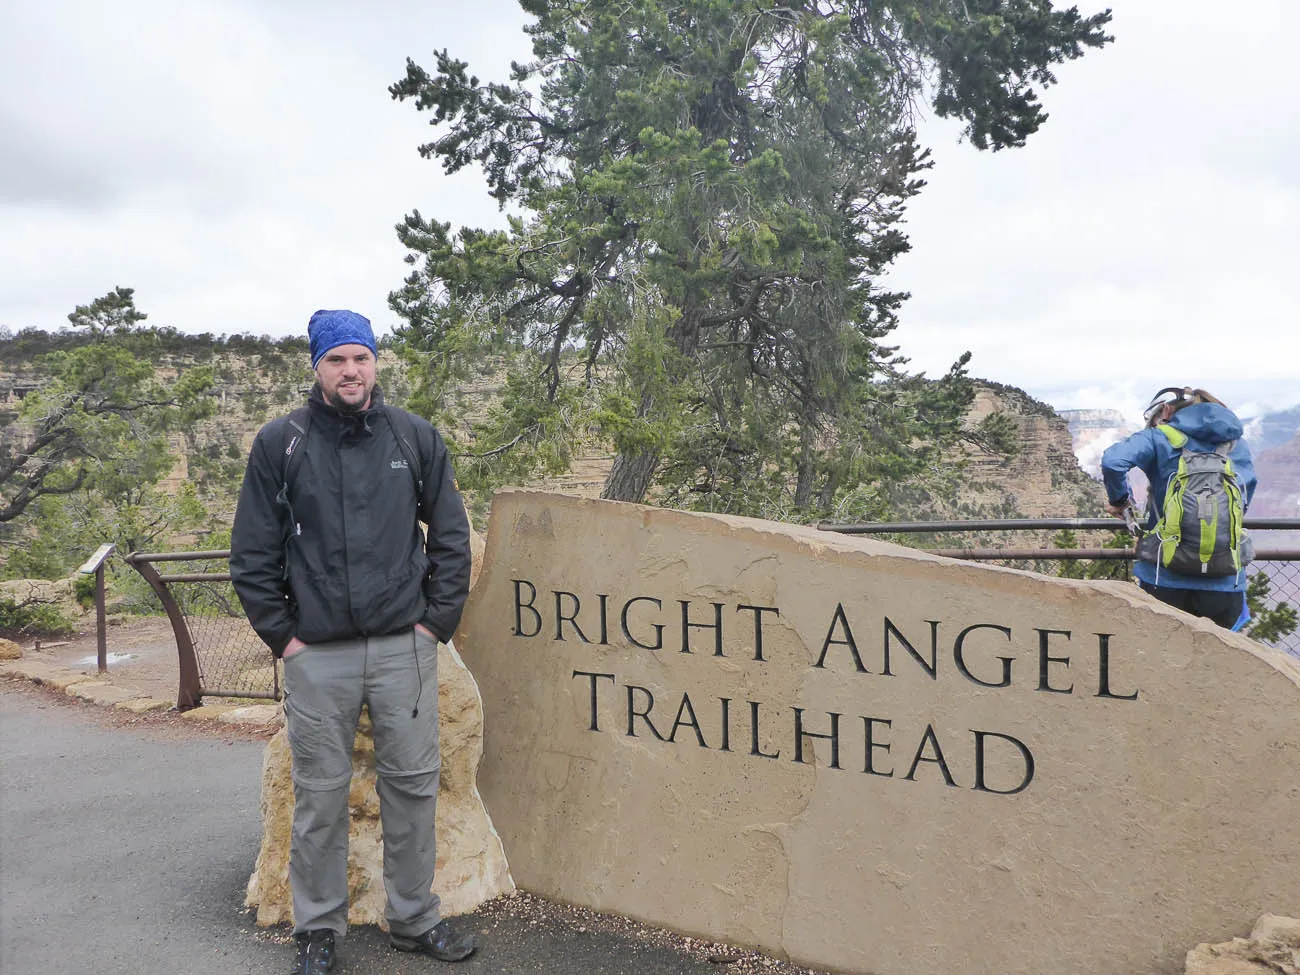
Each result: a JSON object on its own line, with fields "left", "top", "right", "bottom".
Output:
{"left": 308, "top": 309, "right": 377, "bottom": 368}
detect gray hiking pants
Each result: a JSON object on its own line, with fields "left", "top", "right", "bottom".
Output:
{"left": 281, "top": 627, "right": 441, "bottom": 938}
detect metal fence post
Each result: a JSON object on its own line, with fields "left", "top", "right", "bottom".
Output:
{"left": 123, "top": 552, "right": 202, "bottom": 710}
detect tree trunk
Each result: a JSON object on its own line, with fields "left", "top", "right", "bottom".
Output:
{"left": 793, "top": 418, "right": 817, "bottom": 511}
{"left": 599, "top": 300, "right": 705, "bottom": 504}
{"left": 817, "top": 468, "right": 839, "bottom": 515}
{"left": 601, "top": 450, "right": 660, "bottom": 503}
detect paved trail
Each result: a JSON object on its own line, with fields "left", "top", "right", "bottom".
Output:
{"left": 0, "top": 683, "right": 746, "bottom": 975}
{"left": 1, "top": 685, "right": 276, "bottom": 974}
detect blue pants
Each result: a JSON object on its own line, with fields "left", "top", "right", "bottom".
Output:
{"left": 1139, "top": 582, "right": 1245, "bottom": 630}
{"left": 282, "top": 627, "right": 441, "bottom": 937}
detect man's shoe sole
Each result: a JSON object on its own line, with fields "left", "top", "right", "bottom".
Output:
{"left": 390, "top": 933, "right": 475, "bottom": 962}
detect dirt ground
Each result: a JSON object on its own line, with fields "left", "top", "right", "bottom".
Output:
{"left": 18, "top": 613, "right": 231, "bottom": 707}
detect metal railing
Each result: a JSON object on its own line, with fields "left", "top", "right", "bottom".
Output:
{"left": 818, "top": 517, "right": 1300, "bottom": 658}
{"left": 127, "top": 518, "right": 1300, "bottom": 707}
{"left": 123, "top": 550, "right": 279, "bottom": 710}
{"left": 818, "top": 517, "right": 1300, "bottom": 534}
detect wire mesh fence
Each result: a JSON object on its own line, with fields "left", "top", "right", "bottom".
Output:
{"left": 123, "top": 550, "right": 279, "bottom": 704}
{"left": 180, "top": 590, "right": 280, "bottom": 700}
{"left": 1247, "top": 559, "right": 1300, "bottom": 658}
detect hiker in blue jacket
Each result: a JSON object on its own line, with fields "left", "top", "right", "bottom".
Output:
{"left": 1101, "top": 386, "right": 1257, "bottom": 629}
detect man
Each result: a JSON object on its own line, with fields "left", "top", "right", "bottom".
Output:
{"left": 231, "top": 309, "right": 475, "bottom": 974}
{"left": 1101, "top": 386, "right": 1256, "bottom": 629}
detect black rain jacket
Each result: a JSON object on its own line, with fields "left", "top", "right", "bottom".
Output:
{"left": 230, "top": 384, "right": 470, "bottom": 657}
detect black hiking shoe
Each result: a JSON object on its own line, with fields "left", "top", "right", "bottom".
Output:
{"left": 290, "top": 929, "right": 336, "bottom": 975}
{"left": 390, "top": 918, "right": 477, "bottom": 962}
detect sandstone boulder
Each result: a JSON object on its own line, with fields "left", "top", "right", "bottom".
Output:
{"left": 244, "top": 639, "right": 513, "bottom": 926}
{"left": 1186, "top": 915, "right": 1300, "bottom": 975}
{"left": 1253, "top": 915, "right": 1300, "bottom": 947}
{"left": 460, "top": 490, "right": 1300, "bottom": 975}
{"left": 0, "top": 576, "right": 84, "bottom": 616}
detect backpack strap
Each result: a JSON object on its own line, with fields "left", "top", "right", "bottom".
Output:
{"left": 277, "top": 406, "right": 311, "bottom": 534}
{"left": 273, "top": 407, "right": 311, "bottom": 579}
{"left": 1154, "top": 423, "right": 1188, "bottom": 448}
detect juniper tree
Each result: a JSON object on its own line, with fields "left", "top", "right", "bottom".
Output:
{"left": 0, "top": 288, "right": 213, "bottom": 526}
{"left": 389, "top": 0, "right": 1112, "bottom": 514}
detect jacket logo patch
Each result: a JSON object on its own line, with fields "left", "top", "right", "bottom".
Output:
{"left": 391, "top": 459, "right": 409, "bottom": 470}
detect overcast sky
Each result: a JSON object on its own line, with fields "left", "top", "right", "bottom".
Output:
{"left": 2, "top": 1, "right": 1296, "bottom": 423}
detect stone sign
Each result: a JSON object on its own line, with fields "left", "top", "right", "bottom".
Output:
{"left": 456, "top": 490, "right": 1300, "bottom": 975}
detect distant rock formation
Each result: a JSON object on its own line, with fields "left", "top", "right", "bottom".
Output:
{"left": 1059, "top": 408, "right": 1139, "bottom": 478}
{"left": 1253, "top": 432, "right": 1300, "bottom": 519}
{"left": 1251, "top": 431, "right": 1300, "bottom": 549}
{"left": 1057, "top": 406, "right": 1148, "bottom": 508}
{"left": 1251, "top": 405, "right": 1300, "bottom": 452}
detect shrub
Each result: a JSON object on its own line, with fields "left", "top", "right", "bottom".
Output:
{"left": 73, "top": 574, "right": 98, "bottom": 609}
{"left": 0, "top": 595, "right": 76, "bottom": 640}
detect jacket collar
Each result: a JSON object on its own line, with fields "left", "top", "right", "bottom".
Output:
{"left": 307, "top": 383, "right": 386, "bottom": 436}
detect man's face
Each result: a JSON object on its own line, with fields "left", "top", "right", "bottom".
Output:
{"left": 315, "top": 344, "right": 376, "bottom": 413}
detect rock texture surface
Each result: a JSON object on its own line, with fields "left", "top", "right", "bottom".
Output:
{"left": 960, "top": 382, "right": 1108, "bottom": 519}
{"left": 458, "top": 490, "right": 1300, "bottom": 975}
{"left": 0, "top": 576, "right": 84, "bottom": 619}
{"left": 1186, "top": 914, "right": 1300, "bottom": 975}
{"left": 245, "top": 526, "right": 514, "bottom": 927}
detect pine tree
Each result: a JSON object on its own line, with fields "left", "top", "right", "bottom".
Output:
{"left": 388, "top": 0, "right": 1112, "bottom": 513}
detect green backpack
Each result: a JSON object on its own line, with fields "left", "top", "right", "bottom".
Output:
{"left": 1135, "top": 424, "right": 1252, "bottom": 577}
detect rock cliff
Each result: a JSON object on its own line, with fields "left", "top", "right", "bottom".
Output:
{"left": 0, "top": 336, "right": 1128, "bottom": 537}
{"left": 957, "top": 381, "right": 1108, "bottom": 519}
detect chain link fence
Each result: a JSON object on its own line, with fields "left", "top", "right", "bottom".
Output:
{"left": 123, "top": 550, "right": 278, "bottom": 707}
{"left": 1248, "top": 559, "right": 1300, "bottom": 657}
{"left": 181, "top": 589, "right": 280, "bottom": 699}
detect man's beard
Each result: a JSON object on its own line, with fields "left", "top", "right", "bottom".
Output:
{"left": 326, "top": 388, "right": 368, "bottom": 414}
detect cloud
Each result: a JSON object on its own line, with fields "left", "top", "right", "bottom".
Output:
{"left": 0, "top": 0, "right": 1295, "bottom": 425}
{"left": 886, "top": 0, "right": 1300, "bottom": 390}
{"left": 0, "top": 0, "right": 530, "bottom": 333}
{"left": 0, "top": 116, "right": 121, "bottom": 207}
